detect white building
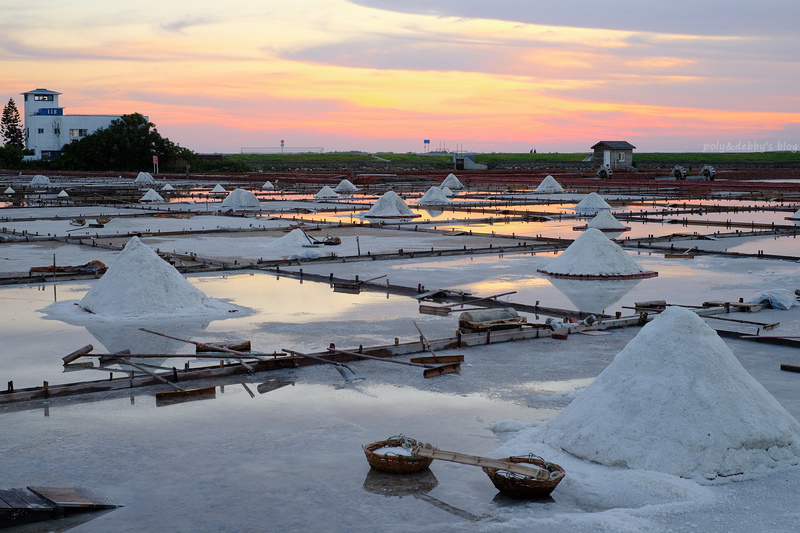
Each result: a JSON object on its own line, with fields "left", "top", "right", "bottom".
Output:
{"left": 20, "top": 88, "right": 141, "bottom": 160}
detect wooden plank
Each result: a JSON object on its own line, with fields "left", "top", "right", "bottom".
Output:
{"left": 409, "top": 355, "right": 464, "bottom": 364}
{"left": 28, "top": 487, "right": 118, "bottom": 509}
{"left": 780, "top": 364, "right": 800, "bottom": 373}
{"left": 414, "top": 448, "right": 550, "bottom": 480}
{"left": 0, "top": 488, "right": 52, "bottom": 509}
{"left": 63, "top": 344, "right": 94, "bottom": 364}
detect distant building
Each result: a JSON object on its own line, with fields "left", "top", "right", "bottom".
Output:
{"left": 20, "top": 88, "right": 143, "bottom": 160}
{"left": 591, "top": 141, "right": 635, "bottom": 169}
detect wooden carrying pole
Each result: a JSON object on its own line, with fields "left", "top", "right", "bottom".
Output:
{"left": 413, "top": 447, "right": 554, "bottom": 480}
{"left": 328, "top": 348, "right": 460, "bottom": 378}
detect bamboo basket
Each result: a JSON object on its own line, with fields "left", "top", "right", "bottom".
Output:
{"left": 483, "top": 455, "right": 565, "bottom": 499}
{"left": 363, "top": 437, "right": 436, "bottom": 474}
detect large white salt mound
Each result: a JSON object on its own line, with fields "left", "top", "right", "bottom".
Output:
{"left": 573, "top": 192, "right": 611, "bottom": 214}
{"left": 416, "top": 186, "right": 449, "bottom": 206}
{"left": 314, "top": 186, "right": 339, "bottom": 199}
{"left": 587, "top": 209, "right": 626, "bottom": 230}
{"left": 261, "top": 229, "right": 323, "bottom": 260}
{"left": 29, "top": 174, "right": 51, "bottom": 186}
{"left": 211, "top": 184, "right": 226, "bottom": 194}
{"left": 221, "top": 188, "right": 261, "bottom": 209}
{"left": 540, "top": 228, "right": 649, "bottom": 277}
{"left": 441, "top": 173, "right": 463, "bottom": 189}
{"left": 365, "top": 191, "right": 415, "bottom": 218}
{"left": 140, "top": 188, "right": 164, "bottom": 203}
{"left": 535, "top": 175, "right": 564, "bottom": 193}
{"left": 522, "top": 306, "right": 800, "bottom": 480}
{"left": 262, "top": 181, "right": 275, "bottom": 190}
{"left": 334, "top": 179, "right": 358, "bottom": 193}
{"left": 79, "top": 237, "right": 231, "bottom": 317}
{"left": 134, "top": 172, "right": 155, "bottom": 185}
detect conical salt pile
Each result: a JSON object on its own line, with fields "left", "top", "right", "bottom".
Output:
{"left": 57, "top": 190, "right": 69, "bottom": 198}
{"left": 535, "top": 175, "right": 564, "bottom": 193}
{"left": 140, "top": 188, "right": 164, "bottom": 203}
{"left": 365, "top": 191, "right": 415, "bottom": 218}
{"left": 440, "top": 186, "right": 455, "bottom": 197}
{"left": 789, "top": 207, "right": 800, "bottom": 220}
{"left": 516, "top": 306, "right": 800, "bottom": 480}
{"left": 261, "top": 228, "right": 323, "bottom": 260}
{"left": 334, "top": 179, "right": 358, "bottom": 193}
{"left": 417, "top": 186, "right": 449, "bottom": 206}
{"left": 314, "top": 186, "right": 339, "bottom": 199}
{"left": 573, "top": 192, "right": 611, "bottom": 214}
{"left": 538, "top": 228, "right": 653, "bottom": 278}
{"left": 29, "top": 174, "right": 51, "bottom": 186}
{"left": 587, "top": 210, "right": 626, "bottom": 230}
{"left": 211, "top": 184, "right": 227, "bottom": 194}
{"left": 4, "top": 187, "right": 14, "bottom": 194}
{"left": 262, "top": 181, "right": 275, "bottom": 190}
{"left": 134, "top": 172, "right": 155, "bottom": 185}
{"left": 221, "top": 188, "right": 261, "bottom": 209}
{"left": 441, "top": 173, "right": 463, "bottom": 189}
{"left": 162, "top": 183, "right": 176, "bottom": 192}
{"left": 79, "top": 237, "right": 229, "bottom": 317}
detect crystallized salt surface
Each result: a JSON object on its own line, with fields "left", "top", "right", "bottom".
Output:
{"left": 162, "top": 183, "right": 176, "bottom": 191}
{"left": 535, "top": 175, "right": 564, "bottom": 193}
{"left": 573, "top": 192, "right": 611, "bottom": 214}
{"left": 211, "top": 184, "right": 226, "bottom": 194}
{"left": 79, "top": 237, "right": 232, "bottom": 317}
{"left": 314, "top": 185, "right": 339, "bottom": 199}
{"left": 441, "top": 173, "right": 463, "bottom": 189}
{"left": 140, "top": 188, "right": 164, "bottom": 203}
{"left": 365, "top": 191, "right": 414, "bottom": 217}
{"left": 29, "top": 174, "right": 51, "bottom": 186}
{"left": 511, "top": 307, "right": 800, "bottom": 480}
{"left": 334, "top": 179, "right": 358, "bottom": 192}
{"left": 261, "top": 228, "right": 323, "bottom": 260}
{"left": 416, "top": 186, "right": 449, "bottom": 205}
{"left": 221, "top": 188, "right": 261, "bottom": 209}
{"left": 587, "top": 209, "right": 626, "bottom": 230}
{"left": 540, "top": 228, "right": 647, "bottom": 276}
{"left": 262, "top": 181, "right": 275, "bottom": 190}
{"left": 134, "top": 172, "right": 155, "bottom": 185}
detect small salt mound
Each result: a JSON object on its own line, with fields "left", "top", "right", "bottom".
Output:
{"left": 365, "top": 191, "right": 415, "bottom": 218}
{"left": 587, "top": 210, "right": 626, "bottom": 230}
{"left": 29, "top": 174, "right": 51, "bottom": 186}
{"left": 573, "top": 192, "right": 611, "bottom": 214}
{"left": 140, "top": 188, "right": 164, "bottom": 203}
{"left": 535, "top": 175, "right": 564, "bottom": 193}
{"left": 262, "top": 181, "right": 275, "bottom": 190}
{"left": 261, "top": 229, "right": 323, "bottom": 260}
{"left": 440, "top": 186, "right": 455, "bottom": 197}
{"left": 211, "top": 184, "right": 226, "bottom": 194}
{"left": 134, "top": 172, "right": 155, "bottom": 185}
{"left": 162, "top": 183, "right": 176, "bottom": 192}
{"left": 221, "top": 188, "right": 261, "bottom": 209}
{"left": 315, "top": 186, "right": 339, "bottom": 199}
{"left": 749, "top": 289, "right": 797, "bottom": 310}
{"left": 4, "top": 187, "right": 14, "bottom": 194}
{"left": 416, "top": 186, "right": 449, "bottom": 206}
{"left": 334, "top": 179, "right": 358, "bottom": 193}
{"left": 539, "top": 228, "right": 650, "bottom": 277}
{"left": 525, "top": 306, "right": 800, "bottom": 480}
{"left": 57, "top": 190, "right": 69, "bottom": 198}
{"left": 79, "top": 237, "right": 230, "bottom": 317}
{"left": 441, "top": 173, "right": 463, "bottom": 189}
{"left": 789, "top": 207, "right": 800, "bottom": 220}
{"left": 374, "top": 446, "right": 412, "bottom": 456}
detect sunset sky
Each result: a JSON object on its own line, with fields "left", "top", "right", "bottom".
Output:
{"left": 2, "top": 0, "right": 799, "bottom": 154}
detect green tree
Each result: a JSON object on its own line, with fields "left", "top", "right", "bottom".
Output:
{"left": 58, "top": 113, "right": 195, "bottom": 172}
{"left": 0, "top": 144, "right": 24, "bottom": 168}
{"left": 1, "top": 98, "right": 25, "bottom": 150}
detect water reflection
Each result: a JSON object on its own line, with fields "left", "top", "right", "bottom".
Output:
{"left": 547, "top": 277, "right": 641, "bottom": 314}
{"left": 80, "top": 319, "right": 211, "bottom": 355}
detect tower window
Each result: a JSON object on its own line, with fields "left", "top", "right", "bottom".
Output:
{"left": 34, "top": 94, "right": 54, "bottom": 101}
{"left": 38, "top": 128, "right": 44, "bottom": 134}
{"left": 69, "top": 129, "right": 88, "bottom": 138}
